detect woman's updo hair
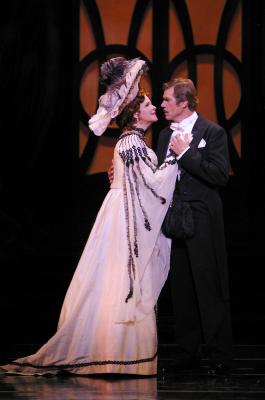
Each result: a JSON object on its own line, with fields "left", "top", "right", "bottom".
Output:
{"left": 116, "top": 88, "right": 146, "bottom": 131}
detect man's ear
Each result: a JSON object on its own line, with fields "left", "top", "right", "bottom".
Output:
{"left": 180, "top": 100, "right": 188, "bottom": 109}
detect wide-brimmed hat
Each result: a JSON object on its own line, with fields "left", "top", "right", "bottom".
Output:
{"left": 88, "top": 57, "right": 146, "bottom": 136}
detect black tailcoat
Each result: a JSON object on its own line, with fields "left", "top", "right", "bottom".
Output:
{"left": 156, "top": 114, "right": 232, "bottom": 364}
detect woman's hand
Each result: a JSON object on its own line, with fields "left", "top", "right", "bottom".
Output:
{"left": 170, "top": 133, "right": 191, "bottom": 156}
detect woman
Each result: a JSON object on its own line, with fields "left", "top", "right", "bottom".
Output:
{"left": 1, "top": 57, "right": 179, "bottom": 376}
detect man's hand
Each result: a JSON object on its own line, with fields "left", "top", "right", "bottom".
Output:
{"left": 107, "top": 160, "right": 114, "bottom": 185}
{"left": 170, "top": 133, "right": 190, "bottom": 156}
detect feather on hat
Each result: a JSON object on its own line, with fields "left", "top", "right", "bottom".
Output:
{"left": 88, "top": 57, "right": 146, "bottom": 136}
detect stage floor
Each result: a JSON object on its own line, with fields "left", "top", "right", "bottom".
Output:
{"left": 1, "top": 345, "right": 265, "bottom": 399}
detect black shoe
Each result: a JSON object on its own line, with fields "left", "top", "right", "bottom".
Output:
{"left": 207, "top": 362, "right": 231, "bottom": 377}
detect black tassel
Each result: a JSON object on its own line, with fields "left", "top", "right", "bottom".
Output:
{"left": 134, "top": 242, "right": 138, "bottom": 257}
{"left": 144, "top": 218, "right": 151, "bottom": 231}
{"left": 125, "top": 289, "right": 133, "bottom": 303}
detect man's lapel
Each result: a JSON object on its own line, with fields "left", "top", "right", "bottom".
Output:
{"left": 190, "top": 115, "right": 208, "bottom": 148}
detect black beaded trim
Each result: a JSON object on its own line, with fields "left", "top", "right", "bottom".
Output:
{"left": 131, "top": 167, "right": 151, "bottom": 232}
{"left": 136, "top": 163, "right": 166, "bottom": 205}
{"left": 123, "top": 165, "right": 135, "bottom": 303}
{"left": 127, "top": 161, "right": 138, "bottom": 259}
{"left": 140, "top": 148, "right": 156, "bottom": 172}
{"left": 119, "top": 136, "right": 155, "bottom": 174}
{"left": 9, "top": 352, "right": 157, "bottom": 370}
{"left": 134, "top": 145, "right": 155, "bottom": 172}
{"left": 158, "top": 154, "right": 178, "bottom": 170}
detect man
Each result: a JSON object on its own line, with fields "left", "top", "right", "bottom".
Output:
{"left": 157, "top": 78, "right": 233, "bottom": 376}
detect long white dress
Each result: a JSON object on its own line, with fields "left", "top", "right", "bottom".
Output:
{"left": 1, "top": 131, "right": 179, "bottom": 375}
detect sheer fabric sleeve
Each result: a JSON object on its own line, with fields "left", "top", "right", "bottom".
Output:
{"left": 113, "top": 134, "right": 179, "bottom": 320}
{"left": 117, "top": 133, "right": 178, "bottom": 193}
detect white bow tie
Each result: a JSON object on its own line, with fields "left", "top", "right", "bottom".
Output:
{"left": 170, "top": 122, "right": 193, "bottom": 144}
{"left": 170, "top": 122, "right": 184, "bottom": 132}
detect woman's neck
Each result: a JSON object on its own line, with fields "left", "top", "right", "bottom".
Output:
{"left": 135, "top": 123, "right": 149, "bottom": 131}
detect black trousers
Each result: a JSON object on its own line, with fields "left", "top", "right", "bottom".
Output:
{"left": 169, "top": 203, "right": 233, "bottom": 365}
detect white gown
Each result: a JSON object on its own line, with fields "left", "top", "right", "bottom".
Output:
{"left": 1, "top": 131, "right": 179, "bottom": 375}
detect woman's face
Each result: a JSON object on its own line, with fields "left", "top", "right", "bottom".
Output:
{"left": 137, "top": 96, "right": 158, "bottom": 126}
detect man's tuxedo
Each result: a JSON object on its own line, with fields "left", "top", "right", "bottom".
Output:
{"left": 157, "top": 114, "right": 233, "bottom": 366}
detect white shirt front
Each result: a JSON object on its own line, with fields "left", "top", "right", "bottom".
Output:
{"left": 166, "top": 111, "right": 198, "bottom": 158}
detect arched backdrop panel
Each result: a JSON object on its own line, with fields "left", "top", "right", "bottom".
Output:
{"left": 0, "top": 0, "right": 264, "bottom": 351}
{"left": 77, "top": 0, "right": 265, "bottom": 343}
{"left": 79, "top": 0, "right": 242, "bottom": 178}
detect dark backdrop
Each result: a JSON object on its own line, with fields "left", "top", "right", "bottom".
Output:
{"left": 0, "top": 0, "right": 264, "bottom": 360}
{"left": 0, "top": 0, "right": 80, "bottom": 357}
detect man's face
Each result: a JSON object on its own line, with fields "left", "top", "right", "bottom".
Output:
{"left": 161, "top": 87, "right": 187, "bottom": 122}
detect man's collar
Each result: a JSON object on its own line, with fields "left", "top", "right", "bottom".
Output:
{"left": 171, "top": 112, "right": 198, "bottom": 130}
